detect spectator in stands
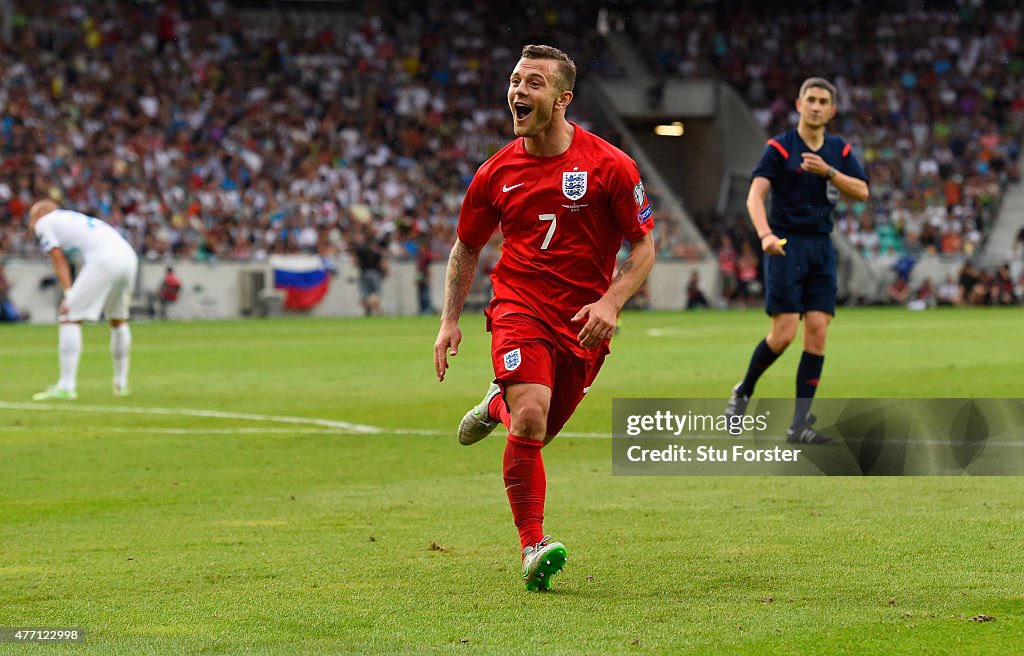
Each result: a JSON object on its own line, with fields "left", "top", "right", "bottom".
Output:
{"left": 886, "top": 277, "right": 911, "bottom": 305}
{"left": 918, "top": 224, "right": 940, "bottom": 255}
{"left": 353, "top": 227, "right": 388, "bottom": 317}
{"left": 957, "top": 261, "right": 982, "bottom": 305}
{"left": 734, "top": 241, "right": 760, "bottom": 307}
{"left": 992, "top": 264, "right": 1017, "bottom": 305}
{"left": 937, "top": 275, "right": 960, "bottom": 306}
{"left": 0, "top": 263, "right": 25, "bottom": 322}
{"left": 915, "top": 278, "right": 937, "bottom": 308}
{"left": 415, "top": 233, "right": 435, "bottom": 315}
{"left": 717, "top": 235, "right": 738, "bottom": 305}
{"left": 686, "top": 270, "right": 709, "bottom": 310}
{"left": 967, "top": 276, "right": 990, "bottom": 306}
{"left": 158, "top": 267, "right": 182, "bottom": 320}
{"left": 856, "top": 216, "right": 879, "bottom": 257}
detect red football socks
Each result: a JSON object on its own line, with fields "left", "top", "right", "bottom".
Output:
{"left": 488, "top": 390, "right": 512, "bottom": 430}
{"left": 503, "top": 434, "right": 546, "bottom": 551}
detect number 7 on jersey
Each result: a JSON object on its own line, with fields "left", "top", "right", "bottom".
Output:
{"left": 538, "top": 213, "right": 557, "bottom": 250}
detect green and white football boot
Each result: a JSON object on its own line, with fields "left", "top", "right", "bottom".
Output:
{"left": 522, "top": 536, "right": 567, "bottom": 592}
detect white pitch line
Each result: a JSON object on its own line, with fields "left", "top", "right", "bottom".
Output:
{"left": 0, "top": 401, "right": 608, "bottom": 438}
{"left": 645, "top": 327, "right": 689, "bottom": 338}
{"left": 0, "top": 401, "right": 396, "bottom": 434}
{"left": 1, "top": 425, "right": 347, "bottom": 435}
{"left": 1, "top": 403, "right": 1017, "bottom": 446}
{"left": 101, "top": 426, "right": 368, "bottom": 435}
{"left": 645, "top": 327, "right": 721, "bottom": 338}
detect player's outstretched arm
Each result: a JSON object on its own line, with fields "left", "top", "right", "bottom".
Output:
{"left": 433, "top": 238, "right": 483, "bottom": 381}
{"left": 573, "top": 232, "right": 655, "bottom": 349}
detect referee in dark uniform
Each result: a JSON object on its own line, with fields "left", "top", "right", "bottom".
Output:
{"left": 726, "top": 77, "right": 870, "bottom": 443}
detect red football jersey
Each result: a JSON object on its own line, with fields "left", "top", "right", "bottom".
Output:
{"left": 458, "top": 123, "right": 654, "bottom": 358}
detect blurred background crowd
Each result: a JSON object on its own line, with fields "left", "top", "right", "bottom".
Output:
{"left": 634, "top": 0, "right": 1024, "bottom": 305}
{"left": 0, "top": 1, "right": 631, "bottom": 267}
{"left": 0, "top": 0, "right": 1021, "bottom": 308}
{"left": 635, "top": 3, "right": 1021, "bottom": 260}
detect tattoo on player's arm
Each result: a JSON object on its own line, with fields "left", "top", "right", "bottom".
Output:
{"left": 607, "top": 234, "right": 655, "bottom": 305}
{"left": 612, "top": 259, "right": 634, "bottom": 284}
{"left": 442, "top": 240, "right": 481, "bottom": 321}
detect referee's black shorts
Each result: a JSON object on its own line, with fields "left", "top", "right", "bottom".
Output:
{"left": 764, "top": 234, "right": 836, "bottom": 316}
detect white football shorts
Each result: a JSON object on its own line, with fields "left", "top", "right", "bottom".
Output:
{"left": 63, "top": 250, "right": 139, "bottom": 322}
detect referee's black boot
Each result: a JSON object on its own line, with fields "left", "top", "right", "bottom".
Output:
{"left": 786, "top": 414, "right": 833, "bottom": 444}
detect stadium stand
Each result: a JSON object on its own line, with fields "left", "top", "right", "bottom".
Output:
{"left": 628, "top": 1, "right": 1023, "bottom": 304}
{"left": 0, "top": 1, "right": 648, "bottom": 264}
{"left": 1, "top": 0, "right": 1020, "bottom": 308}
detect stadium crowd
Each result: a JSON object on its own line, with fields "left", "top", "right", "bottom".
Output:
{"left": 880, "top": 260, "right": 1021, "bottom": 308}
{"left": 0, "top": 1, "right": 710, "bottom": 271}
{"left": 633, "top": 2, "right": 1023, "bottom": 265}
{"left": 1, "top": 0, "right": 1021, "bottom": 308}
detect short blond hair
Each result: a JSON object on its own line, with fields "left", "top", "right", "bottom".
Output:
{"left": 28, "top": 199, "right": 59, "bottom": 226}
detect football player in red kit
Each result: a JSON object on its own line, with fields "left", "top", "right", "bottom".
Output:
{"left": 432, "top": 43, "right": 655, "bottom": 589}
{"left": 433, "top": 44, "right": 655, "bottom": 591}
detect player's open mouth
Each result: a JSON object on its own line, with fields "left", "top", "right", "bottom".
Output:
{"left": 514, "top": 103, "right": 532, "bottom": 120}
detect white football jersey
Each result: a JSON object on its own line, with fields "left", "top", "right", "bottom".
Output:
{"left": 34, "top": 210, "right": 134, "bottom": 260}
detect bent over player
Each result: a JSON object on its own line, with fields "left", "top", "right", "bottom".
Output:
{"left": 726, "top": 78, "right": 869, "bottom": 443}
{"left": 30, "top": 199, "right": 138, "bottom": 400}
{"left": 433, "top": 45, "right": 655, "bottom": 591}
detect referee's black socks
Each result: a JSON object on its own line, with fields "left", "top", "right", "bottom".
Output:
{"left": 793, "top": 352, "right": 825, "bottom": 426}
{"left": 738, "top": 338, "right": 781, "bottom": 397}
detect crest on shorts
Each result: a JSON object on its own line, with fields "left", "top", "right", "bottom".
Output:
{"left": 503, "top": 348, "right": 522, "bottom": 372}
{"left": 562, "top": 171, "right": 588, "bottom": 201}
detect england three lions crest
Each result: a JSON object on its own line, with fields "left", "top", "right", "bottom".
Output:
{"left": 562, "top": 171, "right": 588, "bottom": 201}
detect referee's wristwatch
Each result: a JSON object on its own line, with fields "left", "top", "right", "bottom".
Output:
{"left": 826, "top": 166, "right": 837, "bottom": 179}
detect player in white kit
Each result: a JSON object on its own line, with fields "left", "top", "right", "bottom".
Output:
{"left": 29, "top": 199, "right": 139, "bottom": 400}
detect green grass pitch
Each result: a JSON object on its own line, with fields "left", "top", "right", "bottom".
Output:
{"left": 0, "top": 308, "right": 1021, "bottom": 654}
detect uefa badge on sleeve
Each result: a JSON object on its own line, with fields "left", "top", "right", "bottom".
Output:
{"left": 633, "top": 179, "right": 652, "bottom": 224}
{"left": 633, "top": 180, "right": 646, "bottom": 206}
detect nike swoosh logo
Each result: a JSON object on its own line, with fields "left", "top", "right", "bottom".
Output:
{"left": 502, "top": 183, "right": 524, "bottom": 192}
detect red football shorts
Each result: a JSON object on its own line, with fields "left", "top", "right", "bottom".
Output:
{"left": 488, "top": 312, "right": 606, "bottom": 437}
